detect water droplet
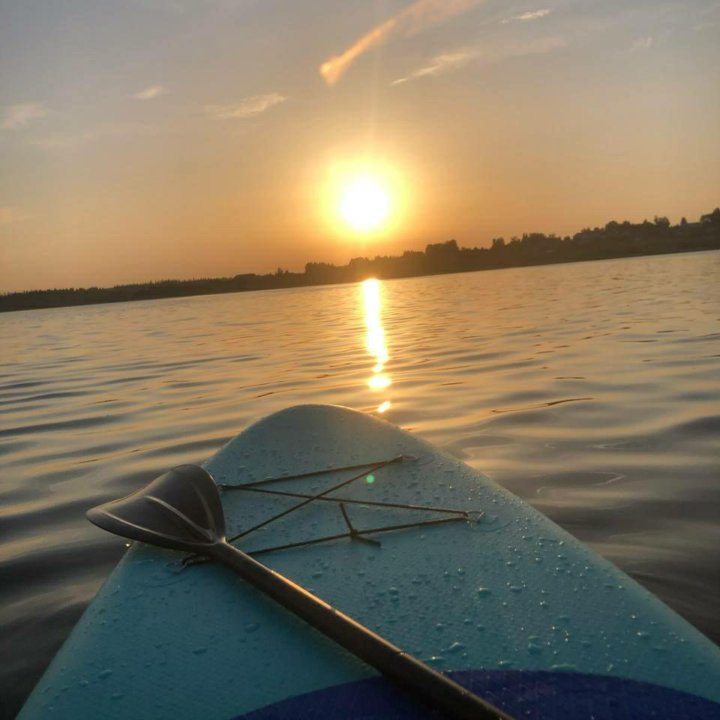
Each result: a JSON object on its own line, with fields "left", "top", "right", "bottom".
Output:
{"left": 446, "top": 642, "right": 465, "bottom": 654}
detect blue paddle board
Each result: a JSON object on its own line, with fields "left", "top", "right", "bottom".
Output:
{"left": 18, "top": 404, "right": 720, "bottom": 718}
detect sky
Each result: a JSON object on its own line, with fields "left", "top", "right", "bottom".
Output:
{"left": 1, "top": 0, "right": 719, "bottom": 292}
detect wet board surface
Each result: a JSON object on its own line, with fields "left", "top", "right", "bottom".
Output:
{"left": 19, "top": 405, "right": 720, "bottom": 719}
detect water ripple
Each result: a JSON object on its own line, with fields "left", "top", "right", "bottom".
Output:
{"left": 1, "top": 251, "right": 719, "bottom": 718}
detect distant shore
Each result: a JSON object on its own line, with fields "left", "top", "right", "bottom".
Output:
{"left": 2, "top": 208, "right": 718, "bottom": 313}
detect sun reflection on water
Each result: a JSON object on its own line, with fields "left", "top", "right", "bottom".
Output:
{"left": 362, "top": 278, "right": 392, "bottom": 413}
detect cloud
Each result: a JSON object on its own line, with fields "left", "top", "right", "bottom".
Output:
{"left": 204, "top": 93, "right": 287, "bottom": 120}
{"left": 320, "top": 0, "right": 487, "bottom": 86}
{"left": 30, "top": 133, "right": 90, "bottom": 149}
{"left": 392, "top": 48, "right": 480, "bottom": 84}
{"left": 1, "top": 103, "right": 47, "bottom": 130}
{"left": 393, "top": 35, "right": 567, "bottom": 85}
{"left": 0, "top": 206, "right": 31, "bottom": 225}
{"left": 693, "top": 1, "right": 720, "bottom": 31}
{"left": 30, "top": 123, "right": 158, "bottom": 149}
{"left": 134, "top": 85, "right": 167, "bottom": 100}
{"left": 501, "top": 8, "right": 552, "bottom": 24}
{"left": 629, "top": 36, "right": 653, "bottom": 52}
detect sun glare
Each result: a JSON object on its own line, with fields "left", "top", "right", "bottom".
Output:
{"left": 339, "top": 176, "right": 391, "bottom": 232}
{"left": 321, "top": 158, "right": 405, "bottom": 238}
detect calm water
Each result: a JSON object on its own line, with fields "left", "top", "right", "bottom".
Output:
{"left": 1, "top": 251, "right": 719, "bottom": 717}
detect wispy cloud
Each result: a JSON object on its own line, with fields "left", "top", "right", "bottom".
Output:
{"left": 0, "top": 206, "right": 31, "bottom": 225}
{"left": 393, "top": 35, "right": 567, "bottom": 85}
{"left": 1, "top": 103, "right": 47, "bottom": 130}
{"left": 320, "top": 0, "right": 487, "bottom": 86}
{"left": 693, "top": 1, "right": 720, "bottom": 31}
{"left": 392, "top": 48, "right": 480, "bottom": 84}
{"left": 501, "top": 8, "right": 552, "bottom": 24}
{"left": 134, "top": 84, "right": 167, "bottom": 100}
{"left": 30, "top": 123, "right": 157, "bottom": 149}
{"left": 204, "top": 93, "right": 287, "bottom": 120}
{"left": 629, "top": 36, "right": 653, "bottom": 52}
{"left": 30, "top": 133, "right": 89, "bottom": 149}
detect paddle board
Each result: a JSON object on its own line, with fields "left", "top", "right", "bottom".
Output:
{"left": 18, "top": 404, "right": 720, "bottom": 719}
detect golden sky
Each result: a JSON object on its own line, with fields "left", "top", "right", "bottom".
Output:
{"left": 1, "top": 0, "right": 719, "bottom": 292}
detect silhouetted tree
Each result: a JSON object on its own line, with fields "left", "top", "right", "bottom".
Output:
{"left": 3, "top": 209, "right": 719, "bottom": 312}
{"left": 700, "top": 208, "right": 720, "bottom": 225}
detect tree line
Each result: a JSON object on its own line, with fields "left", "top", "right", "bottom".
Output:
{"left": 2, "top": 208, "right": 719, "bottom": 313}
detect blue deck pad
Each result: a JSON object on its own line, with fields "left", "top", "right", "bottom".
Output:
{"left": 235, "top": 670, "right": 720, "bottom": 720}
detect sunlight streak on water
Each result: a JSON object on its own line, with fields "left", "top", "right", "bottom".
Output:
{"left": 362, "top": 278, "right": 392, "bottom": 410}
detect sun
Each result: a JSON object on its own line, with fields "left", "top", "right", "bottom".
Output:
{"left": 321, "top": 157, "right": 406, "bottom": 238}
{"left": 338, "top": 175, "right": 391, "bottom": 233}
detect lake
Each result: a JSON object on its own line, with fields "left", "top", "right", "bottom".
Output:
{"left": 1, "top": 251, "right": 718, "bottom": 718}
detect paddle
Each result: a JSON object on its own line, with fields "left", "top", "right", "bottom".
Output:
{"left": 87, "top": 464, "right": 514, "bottom": 720}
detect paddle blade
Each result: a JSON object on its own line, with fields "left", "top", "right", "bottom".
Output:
{"left": 87, "top": 464, "right": 226, "bottom": 554}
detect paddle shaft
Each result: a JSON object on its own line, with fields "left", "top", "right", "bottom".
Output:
{"left": 212, "top": 540, "right": 513, "bottom": 720}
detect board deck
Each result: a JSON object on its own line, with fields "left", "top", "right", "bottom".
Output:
{"left": 19, "top": 405, "right": 720, "bottom": 719}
